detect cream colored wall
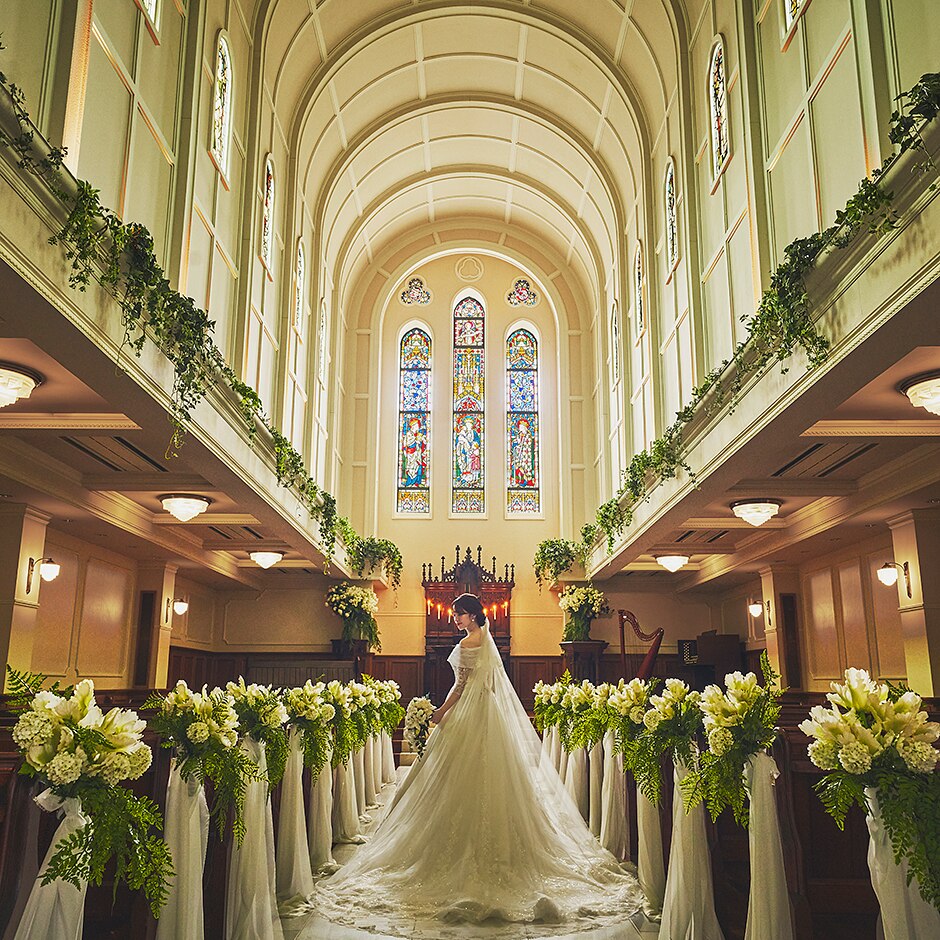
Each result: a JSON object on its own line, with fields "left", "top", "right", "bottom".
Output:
{"left": 33, "top": 531, "right": 137, "bottom": 688}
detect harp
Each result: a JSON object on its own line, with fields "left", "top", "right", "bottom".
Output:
{"left": 617, "top": 609, "right": 665, "bottom": 680}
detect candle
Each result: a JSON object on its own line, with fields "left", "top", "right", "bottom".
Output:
{"left": 426, "top": 599, "right": 432, "bottom": 615}
{"left": 436, "top": 603, "right": 442, "bottom": 620}
{"left": 447, "top": 607, "right": 453, "bottom": 620}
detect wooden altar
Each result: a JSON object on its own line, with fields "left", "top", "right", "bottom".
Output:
{"left": 421, "top": 546, "right": 514, "bottom": 703}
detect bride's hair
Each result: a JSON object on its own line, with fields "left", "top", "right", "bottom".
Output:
{"left": 452, "top": 592, "right": 486, "bottom": 626}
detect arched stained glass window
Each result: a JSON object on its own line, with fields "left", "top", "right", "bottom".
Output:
{"left": 293, "top": 241, "right": 305, "bottom": 332}
{"left": 665, "top": 159, "right": 679, "bottom": 273}
{"left": 400, "top": 276, "right": 431, "bottom": 305}
{"left": 261, "top": 156, "right": 275, "bottom": 275}
{"left": 397, "top": 328, "right": 432, "bottom": 514}
{"left": 610, "top": 303, "right": 621, "bottom": 383}
{"left": 210, "top": 35, "right": 233, "bottom": 179}
{"left": 452, "top": 296, "right": 485, "bottom": 513}
{"left": 634, "top": 244, "right": 645, "bottom": 333}
{"left": 506, "top": 329, "right": 539, "bottom": 514}
{"left": 507, "top": 278, "right": 538, "bottom": 306}
{"left": 709, "top": 40, "right": 730, "bottom": 180}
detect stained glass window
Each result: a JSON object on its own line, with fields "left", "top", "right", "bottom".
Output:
{"left": 506, "top": 329, "right": 539, "bottom": 513}
{"left": 397, "top": 328, "right": 432, "bottom": 513}
{"left": 293, "top": 241, "right": 305, "bottom": 332}
{"left": 783, "top": 0, "right": 803, "bottom": 30}
{"left": 709, "top": 41, "right": 730, "bottom": 180}
{"left": 140, "top": 0, "right": 159, "bottom": 27}
{"left": 261, "top": 157, "right": 275, "bottom": 274}
{"left": 610, "top": 303, "right": 621, "bottom": 383}
{"left": 665, "top": 159, "right": 678, "bottom": 273}
{"left": 400, "top": 276, "right": 431, "bottom": 305}
{"left": 506, "top": 278, "right": 538, "bottom": 307}
{"left": 634, "top": 244, "right": 645, "bottom": 333}
{"left": 210, "top": 35, "right": 232, "bottom": 179}
{"left": 452, "top": 296, "right": 485, "bottom": 513}
{"left": 318, "top": 299, "right": 328, "bottom": 383}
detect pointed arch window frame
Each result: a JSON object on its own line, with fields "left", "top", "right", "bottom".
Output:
{"left": 451, "top": 290, "right": 487, "bottom": 518}
{"left": 707, "top": 37, "right": 732, "bottom": 191}
{"left": 395, "top": 322, "right": 434, "bottom": 517}
{"left": 209, "top": 32, "right": 233, "bottom": 187}
{"left": 633, "top": 243, "right": 646, "bottom": 338}
{"left": 664, "top": 158, "right": 680, "bottom": 279}
{"left": 260, "top": 154, "right": 275, "bottom": 279}
{"left": 505, "top": 322, "right": 542, "bottom": 518}
{"left": 293, "top": 239, "right": 306, "bottom": 336}
{"left": 317, "top": 298, "right": 329, "bottom": 387}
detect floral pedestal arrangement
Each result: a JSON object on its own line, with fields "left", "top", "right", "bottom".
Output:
{"left": 326, "top": 583, "right": 381, "bottom": 673}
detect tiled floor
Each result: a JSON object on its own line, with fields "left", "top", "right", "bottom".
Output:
{"left": 283, "top": 778, "right": 658, "bottom": 940}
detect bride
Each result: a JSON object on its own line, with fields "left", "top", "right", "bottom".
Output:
{"left": 312, "top": 592, "right": 645, "bottom": 935}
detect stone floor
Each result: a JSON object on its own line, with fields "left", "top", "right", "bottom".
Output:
{"left": 282, "top": 774, "right": 658, "bottom": 940}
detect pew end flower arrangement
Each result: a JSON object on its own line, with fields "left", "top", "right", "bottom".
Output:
{"left": 607, "top": 677, "right": 660, "bottom": 760}
{"left": 144, "top": 680, "right": 259, "bottom": 844}
{"left": 800, "top": 668, "right": 940, "bottom": 908}
{"left": 347, "top": 680, "right": 381, "bottom": 746}
{"left": 326, "top": 582, "right": 382, "bottom": 652}
{"left": 626, "top": 678, "right": 703, "bottom": 805}
{"left": 404, "top": 697, "right": 435, "bottom": 759}
{"left": 282, "top": 680, "right": 334, "bottom": 781}
{"left": 7, "top": 668, "right": 172, "bottom": 917}
{"left": 558, "top": 584, "right": 610, "bottom": 642}
{"left": 225, "top": 678, "right": 290, "bottom": 792}
{"left": 323, "top": 679, "right": 356, "bottom": 768}
{"left": 532, "top": 671, "right": 573, "bottom": 736}
{"left": 362, "top": 675, "right": 406, "bottom": 737}
{"left": 679, "top": 653, "right": 783, "bottom": 826}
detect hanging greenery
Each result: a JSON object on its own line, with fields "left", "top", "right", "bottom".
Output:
{"left": 0, "top": 55, "right": 402, "bottom": 579}
{"left": 537, "top": 71, "right": 940, "bottom": 582}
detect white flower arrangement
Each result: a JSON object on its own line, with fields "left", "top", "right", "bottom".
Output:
{"left": 532, "top": 672, "right": 573, "bottom": 734}
{"left": 283, "top": 680, "right": 335, "bottom": 779}
{"left": 7, "top": 668, "right": 171, "bottom": 917}
{"left": 404, "top": 696, "right": 435, "bottom": 759}
{"left": 558, "top": 584, "right": 610, "bottom": 641}
{"left": 799, "top": 667, "right": 940, "bottom": 908}
{"left": 225, "top": 677, "right": 290, "bottom": 788}
{"left": 362, "top": 675, "right": 406, "bottom": 736}
{"left": 607, "top": 677, "right": 660, "bottom": 757}
{"left": 322, "top": 679, "right": 357, "bottom": 767}
{"left": 559, "top": 678, "right": 597, "bottom": 750}
{"left": 326, "top": 582, "right": 382, "bottom": 650}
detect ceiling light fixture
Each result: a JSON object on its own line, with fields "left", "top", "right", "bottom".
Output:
{"left": 160, "top": 494, "right": 212, "bottom": 522}
{"left": 900, "top": 373, "right": 940, "bottom": 416}
{"left": 877, "top": 561, "right": 911, "bottom": 597}
{"left": 26, "top": 556, "right": 60, "bottom": 593}
{"left": 0, "top": 362, "right": 43, "bottom": 409}
{"left": 250, "top": 551, "right": 283, "bottom": 569}
{"left": 731, "top": 499, "right": 782, "bottom": 527}
{"left": 655, "top": 554, "right": 689, "bottom": 573}
{"left": 748, "top": 600, "right": 764, "bottom": 617}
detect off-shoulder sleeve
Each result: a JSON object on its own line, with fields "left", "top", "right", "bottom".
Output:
{"left": 452, "top": 648, "right": 478, "bottom": 696}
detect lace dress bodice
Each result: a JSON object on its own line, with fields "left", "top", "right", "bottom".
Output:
{"left": 446, "top": 642, "right": 479, "bottom": 697}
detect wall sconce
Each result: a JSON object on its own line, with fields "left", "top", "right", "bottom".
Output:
{"left": 250, "top": 551, "right": 283, "bottom": 569}
{"left": 172, "top": 599, "right": 189, "bottom": 616}
{"left": 748, "top": 600, "right": 763, "bottom": 617}
{"left": 877, "top": 561, "right": 912, "bottom": 598}
{"left": 731, "top": 499, "right": 782, "bottom": 527}
{"left": 0, "top": 362, "right": 43, "bottom": 409}
{"left": 655, "top": 554, "right": 689, "bottom": 572}
{"left": 900, "top": 373, "right": 940, "bottom": 416}
{"left": 160, "top": 494, "right": 212, "bottom": 522}
{"left": 26, "top": 556, "right": 60, "bottom": 593}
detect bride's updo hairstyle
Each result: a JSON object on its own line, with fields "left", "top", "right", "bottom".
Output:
{"left": 452, "top": 593, "right": 487, "bottom": 626}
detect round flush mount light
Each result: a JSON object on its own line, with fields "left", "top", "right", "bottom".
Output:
{"left": 160, "top": 494, "right": 211, "bottom": 522}
{"left": 250, "top": 551, "right": 283, "bottom": 569}
{"left": 655, "top": 554, "right": 689, "bottom": 573}
{"left": 731, "top": 499, "right": 782, "bottom": 527}
{"left": 900, "top": 373, "right": 940, "bottom": 416}
{"left": 0, "top": 362, "right": 43, "bottom": 409}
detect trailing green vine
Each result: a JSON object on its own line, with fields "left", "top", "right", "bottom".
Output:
{"left": 539, "top": 71, "right": 940, "bottom": 581}
{"left": 0, "top": 54, "right": 401, "bottom": 578}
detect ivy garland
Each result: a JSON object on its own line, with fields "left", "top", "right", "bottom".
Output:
{"left": 535, "top": 71, "right": 940, "bottom": 585}
{"left": 0, "top": 54, "right": 402, "bottom": 582}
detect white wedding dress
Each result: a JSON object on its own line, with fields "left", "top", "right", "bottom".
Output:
{"left": 311, "top": 622, "right": 645, "bottom": 936}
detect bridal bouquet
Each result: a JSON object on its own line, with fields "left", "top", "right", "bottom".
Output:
{"left": 225, "top": 677, "right": 290, "bottom": 789}
{"left": 607, "top": 677, "right": 660, "bottom": 757}
{"left": 404, "top": 696, "right": 435, "bottom": 759}
{"left": 145, "top": 680, "right": 259, "bottom": 842}
{"left": 7, "top": 668, "right": 172, "bottom": 916}
{"left": 322, "top": 679, "right": 356, "bottom": 767}
{"left": 558, "top": 584, "right": 610, "bottom": 641}
{"left": 362, "top": 675, "right": 406, "bottom": 735}
{"left": 626, "top": 678, "right": 702, "bottom": 805}
{"left": 533, "top": 671, "right": 573, "bottom": 734}
{"left": 326, "top": 582, "right": 382, "bottom": 651}
{"left": 800, "top": 668, "right": 940, "bottom": 907}
{"left": 283, "top": 680, "right": 335, "bottom": 779}
{"left": 679, "top": 653, "right": 782, "bottom": 825}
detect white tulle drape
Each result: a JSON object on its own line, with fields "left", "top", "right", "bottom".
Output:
{"left": 637, "top": 787, "right": 666, "bottom": 914}
{"left": 275, "top": 729, "right": 314, "bottom": 905}
{"left": 362, "top": 737, "right": 378, "bottom": 809}
{"left": 549, "top": 725, "right": 561, "bottom": 772}
{"left": 381, "top": 731, "right": 396, "bottom": 784}
{"left": 658, "top": 760, "right": 724, "bottom": 940}
{"left": 864, "top": 787, "right": 940, "bottom": 940}
{"left": 331, "top": 758, "right": 364, "bottom": 844}
{"left": 743, "top": 753, "right": 793, "bottom": 940}
{"left": 352, "top": 746, "right": 368, "bottom": 820}
{"left": 564, "top": 746, "right": 589, "bottom": 820}
{"left": 225, "top": 738, "right": 284, "bottom": 940}
{"left": 370, "top": 735, "right": 383, "bottom": 796}
{"left": 589, "top": 741, "right": 603, "bottom": 837}
{"left": 155, "top": 761, "right": 209, "bottom": 940}
{"left": 13, "top": 791, "right": 89, "bottom": 940}
{"left": 600, "top": 731, "right": 629, "bottom": 859}
{"left": 558, "top": 744, "right": 570, "bottom": 788}
{"left": 308, "top": 743, "right": 338, "bottom": 875}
